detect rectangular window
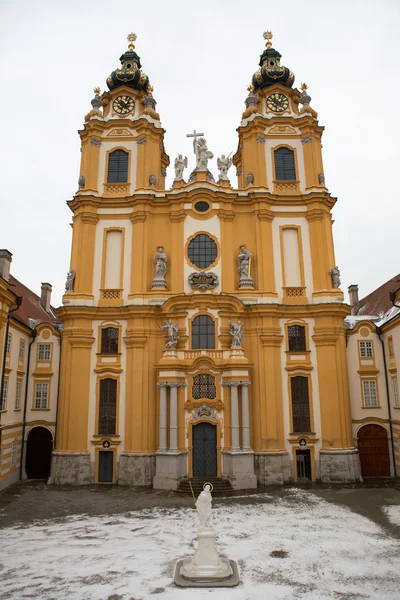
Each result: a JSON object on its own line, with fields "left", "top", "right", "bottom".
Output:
{"left": 6, "top": 333, "right": 11, "bottom": 354}
{"left": 388, "top": 337, "right": 394, "bottom": 356}
{"left": 35, "top": 382, "right": 49, "bottom": 409}
{"left": 393, "top": 379, "right": 399, "bottom": 408}
{"left": 19, "top": 339, "right": 25, "bottom": 359}
{"left": 11, "top": 442, "right": 17, "bottom": 467}
{"left": 359, "top": 341, "right": 373, "bottom": 358}
{"left": 291, "top": 376, "right": 311, "bottom": 433}
{"left": 101, "top": 327, "right": 119, "bottom": 354}
{"left": 98, "top": 379, "right": 117, "bottom": 435}
{"left": 1, "top": 380, "right": 8, "bottom": 411}
{"left": 362, "top": 380, "right": 378, "bottom": 407}
{"left": 38, "top": 344, "right": 51, "bottom": 360}
{"left": 288, "top": 325, "right": 307, "bottom": 352}
{"left": 15, "top": 381, "right": 22, "bottom": 410}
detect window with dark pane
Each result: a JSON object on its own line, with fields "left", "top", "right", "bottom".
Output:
{"left": 98, "top": 378, "right": 117, "bottom": 435}
{"left": 194, "top": 201, "right": 210, "bottom": 213}
{"left": 274, "top": 148, "right": 296, "bottom": 181}
{"left": 192, "top": 315, "right": 215, "bottom": 349}
{"left": 107, "top": 150, "right": 129, "bottom": 183}
{"left": 187, "top": 234, "right": 218, "bottom": 269}
{"left": 288, "top": 325, "right": 307, "bottom": 352}
{"left": 101, "top": 327, "right": 119, "bottom": 354}
{"left": 192, "top": 374, "right": 216, "bottom": 399}
{"left": 291, "top": 376, "right": 311, "bottom": 433}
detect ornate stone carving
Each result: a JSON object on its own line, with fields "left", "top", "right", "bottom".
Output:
{"left": 256, "top": 135, "right": 265, "bottom": 144}
{"left": 238, "top": 245, "right": 254, "bottom": 289}
{"left": 90, "top": 138, "right": 101, "bottom": 147}
{"left": 161, "top": 168, "right": 167, "bottom": 178}
{"left": 217, "top": 154, "right": 233, "bottom": 181}
{"left": 192, "top": 404, "right": 217, "bottom": 421}
{"left": 137, "top": 137, "right": 146, "bottom": 146}
{"left": 174, "top": 154, "right": 187, "bottom": 180}
{"left": 143, "top": 93, "right": 160, "bottom": 120}
{"left": 194, "top": 137, "right": 213, "bottom": 171}
{"left": 228, "top": 320, "right": 244, "bottom": 349}
{"left": 65, "top": 269, "right": 76, "bottom": 292}
{"left": 246, "top": 172, "right": 254, "bottom": 186}
{"left": 188, "top": 271, "right": 219, "bottom": 291}
{"left": 149, "top": 174, "right": 156, "bottom": 187}
{"left": 161, "top": 320, "right": 179, "bottom": 349}
{"left": 152, "top": 246, "right": 167, "bottom": 289}
{"left": 301, "top": 135, "right": 312, "bottom": 144}
{"left": 329, "top": 266, "right": 341, "bottom": 288}
{"left": 318, "top": 172, "right": 326, "bottom": 185}
{"left": 236, "top": 168, "right": 242, "bottom": 176}
{"left": 78, "top": 175, "right": 85, "bottom": 188}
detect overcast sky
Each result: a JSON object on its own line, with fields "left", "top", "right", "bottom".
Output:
{"left": 0, "top": 0, "right": 399, "bottom": 307}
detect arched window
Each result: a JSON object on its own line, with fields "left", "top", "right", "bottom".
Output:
{"left": 288, "top": 325, "right": 306, "bottom": 352}
{"left": 274, "top": 148, "right": 296, "bottom": 181}
{"left": 291, "top": 376, "right": 311, "bottom": 433}
{"left": 107, "top": 150, "right": 129, "bottom": 183}
{"left": 192, "top": 315, "right": 215, "bottom": 349}
{"left": 192, "top": 373, "right": 216, "bottom": 399}
{"left": 98, "top": 378, "right": 117, "bottom": 435}
{"left": 101, "top": 327, "right": 119, "bottom": 354}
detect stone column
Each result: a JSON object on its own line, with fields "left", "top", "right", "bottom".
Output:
{"left": 169, "top": 383, "right": 179, "bottom": 451}
{"left": 157, "top": 383, "right": 168, "bottom": 451}
{"left": 241, "top": 382, "right": 251, "bottom": 450}
{"left": 230, "top": 383, "right": 240, "bottom": 451}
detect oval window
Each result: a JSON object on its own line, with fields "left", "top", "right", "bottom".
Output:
{"left": 187, "top": 234, "right": 218, "bottom": 269}
{"left": 194, "top": 201, "right": 210, "bottom": 213}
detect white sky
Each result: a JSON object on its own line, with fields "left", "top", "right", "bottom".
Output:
{"left": 0, "top": 0, "right": 399, "bottom": 306}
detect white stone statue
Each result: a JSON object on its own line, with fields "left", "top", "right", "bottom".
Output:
{"left": 161, "top": 319, "right": 179, "bottom": 349}
{"left": 217, "top": 154, "right": 233, "bottom": 180}
{"left": 238, "top": 245, "right": 252, "bottom": 279}
{"left": 228, "top": 320, "right": 244, "bottom": 349}
{"left": 65, "top": 269, "right": 76, "bottom": 292}
{"left": 330, "top": 266, "right": 341, "bottom": 288}
{"left": 196, "top": 483, "right": 213, "bottom": 529}
{"left": 194, "top": 137, "right": 213, "bottom": 171}
{"left": 174, "top": 154, "right": 187, "bottom": 180}
{"left": 154, "top": 247, "right": 167, "bottom": 279}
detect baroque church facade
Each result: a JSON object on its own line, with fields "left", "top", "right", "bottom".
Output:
{"left": 50, "top": 31, "right": 363, "bottom": 489}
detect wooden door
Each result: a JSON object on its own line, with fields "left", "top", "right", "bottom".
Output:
{"left": 358, "top": 425, "right": 390, "bottom": 477}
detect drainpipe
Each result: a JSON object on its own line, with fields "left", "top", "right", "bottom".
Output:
{"left": 19, "top": 329, "right": 37, "bottom": 480}
{"left": 377, "top": 326, "right": 397, "bottom": 478}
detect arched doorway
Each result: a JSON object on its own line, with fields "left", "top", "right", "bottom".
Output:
{"left": 357, "top": 424, "right": 390, "bottom": 477}
{"left": 25, "top": 427, "right": 53, "bottom": 479}
{"left": 192, "top": 422, "right": 217, "bottom": 477}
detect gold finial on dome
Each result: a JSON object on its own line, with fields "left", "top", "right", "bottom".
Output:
{"left": 300, "top": 82, "right": 308, "bottom": 92}
{"left": 127, "top": 32, "right": 137, "bottom": 50}
{"left": 93, "top": 87, "right": 101, "bottom": 95}
{"left": 263, "top": 31, "right": 273, "bottom": 48}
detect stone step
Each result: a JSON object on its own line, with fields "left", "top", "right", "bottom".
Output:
{"left": 176, "top": 477, "right": 234, "bottom": 496}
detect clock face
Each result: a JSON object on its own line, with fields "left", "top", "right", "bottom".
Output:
{"left": 113, "top": 95, "right": 135, "bottom": 115}
{"left": 267, "top": 93, "right": 289, "bottom": 113}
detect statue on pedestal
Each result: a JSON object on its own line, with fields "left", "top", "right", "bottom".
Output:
{"left": 152, "top": 246, "right": 167, "bottom": 289}
{"left": 174, "top": 155, "right": 188, "bottom": 180}
{"left": 238, "top": 245, "right": 254, "bottom": 289}
{"left": 162, "top": 319, "right": 179, "bottom": 349}
{"left": 330, "top": 266, "right": 341, "bottom": 288}
{"left": 194, "top": 137, "right": 213, "bottom": 171}
{"left": 217, "top": 154, "right": 233, "bottom": 180}
{"left": 65, "top": 269, "right": 76, "bottom": 292}
{"left": 195, "top": 483, "right": 212, "bottom": 529}
{"left": 228, "top": 320, "right": 244, "bottom": 349}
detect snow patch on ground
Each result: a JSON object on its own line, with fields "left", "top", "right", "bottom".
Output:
{"left": 383, "top": 504, "right": 400, "bottom": 527}
{"left": 0, "top": 489, "right": 399, "bottom": 599}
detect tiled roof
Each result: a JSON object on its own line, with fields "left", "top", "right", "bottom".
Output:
{"left": 358, "top": 274, "right": 400, "bottom": 317}
{"left": 8, "top": 275, "right": 59, "bottom": 329}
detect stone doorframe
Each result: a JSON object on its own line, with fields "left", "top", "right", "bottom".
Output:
{"left": 188, "top": 416, "right": 222, "bottom": 478}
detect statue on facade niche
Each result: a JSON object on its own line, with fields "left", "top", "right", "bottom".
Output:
{"left": 194, "top": 138, "right": 214, "bottom": 171}
{"left": 228, "top": 320, "right": 244, "bottom": 349}
{"left": 330, "top": 266, "right": 341, "bottom": 288}
{"left": 238, "top": 246, "right": 252, "bottom": 279}
{"left": 174, "top": 154, "right": 188, "bottom": 180}
{"left": 217, "top": 154, "right": 233, "bottom": 180}
{"left": 161, "top": 319, "right": 179, "bottom": 349}
{"left": 152, "top": 247, "right": 167, "bottom": 289}
{"left": 65, "top": 269, "right": 76, "bottom": 292}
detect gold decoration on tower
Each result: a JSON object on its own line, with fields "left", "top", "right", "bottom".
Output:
{"left": 300, "top": 82, "right": 308, "bottom": 92}
{"left": 263, "top": 31, "right": 273, "bottom": 48}
{"left": 93, "top": 87, "right": 101, "bottom": 95}
{"left": 127, "top": 32, "right": 137, "bottom": 50}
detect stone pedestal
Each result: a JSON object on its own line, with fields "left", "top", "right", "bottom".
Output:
{"left": 319, "top": 448, "right": 363, "bottom": 483}
{"left": 222, "top": 450, "right": 257, "bottom": 489}
{"left": 153, "top": 450, "right": 187, "bottom": 490}
{"left": 151, "top": 278, "right": 167, "bottom": 290}
{"left": 51, "top": 451, "right": 92, "bottom": 485}
{"left": 118, "top": 453, "right": 155, "bottom": 486}
{"left": 161, "top": 349, "right": 178, "bottom": 360}
{"left": 218, "top": 178, "right": 231, "bottom": 188}
{"left": 238, "top": 276, "right": 254, "bottom": 289}
{"left": 180, "top": 527, "right": 233, "bottom": 579}
{"left": 254, "top": 451, "right": 292, "bottom": 485}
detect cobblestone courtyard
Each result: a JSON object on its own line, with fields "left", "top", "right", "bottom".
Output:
{"left": 1, "top": 482, "right": 400, "bottom": 599}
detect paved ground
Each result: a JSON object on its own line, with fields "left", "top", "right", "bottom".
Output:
{"left": 1, "top": 481, "right": 400, "bottom": 599}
